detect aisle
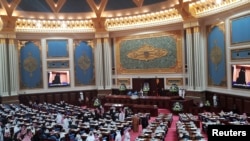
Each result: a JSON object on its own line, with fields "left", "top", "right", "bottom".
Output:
{"left": 130, "top": 109, "right": 179, "bottom": 141}
{"left": 158, "top": 108, "right": 178, "bottom": 141}
{"left": 165, "top": 115, "right": 179, "bottom": 141}
{"left": 129, "top": 109, "right": 208, "bottom": 141}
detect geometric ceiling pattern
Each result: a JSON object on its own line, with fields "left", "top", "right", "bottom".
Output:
{"left": 0, "top": 0, "right": 177, "bottom": 19}
{"left": 15, "top": 0, "right": 166, "bottom": 12}
{"left": 0, "top": 0, "right": 249, "bottom": 33}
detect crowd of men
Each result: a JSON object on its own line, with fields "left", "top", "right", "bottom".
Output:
{"left": 0, "top": 100, "right": 140, "bottom": 141}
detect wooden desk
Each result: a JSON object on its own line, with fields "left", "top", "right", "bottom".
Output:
{"left": 104, "top": 95, "right": 195, "bottom": 116}
{"left": 104, "top": 95, "right": 181, "bottom": 109}
{"left": 133, "top": 104, "right": 158, "bottom": 116}
{"left": 103, "top": 103, "right": 124, "bottom": 111}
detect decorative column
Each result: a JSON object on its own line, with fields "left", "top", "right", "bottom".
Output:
{"left": 0, "top": 38, "right": 9, "bottom": 97}
{"left": 95, "top": 38, "right": 104, "bottom": 89}
{"left": 94, "top": 35, "right": 112, "bottom": 90}
{"left": 103, "top": 38, "right": 112, "bottom": 89}
{"left": 185, "top": 27, "right": 194, "bottom": 90}
{"left": 0, "top": 16, "right": 19, "bottom": 103}
{"left": 184, "top": 21, "right": 205, "bottom": 91}
{"left": 92, "top": 17, "right": 112, "bottom": 92}
{"left": 7, "top": 38, "right": 19, "bottom": 95}
{"left": 193, "top": 27, "right": 205, "bottom": 90}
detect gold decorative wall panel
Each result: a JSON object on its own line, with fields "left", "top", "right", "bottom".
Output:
{"left": 115, "top": 31, "right": 183, "bottom": 74}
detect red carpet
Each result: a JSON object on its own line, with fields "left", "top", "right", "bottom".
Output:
{"left": 129, "top": 109, "right": 208, "bottom": 141}
{"left": 166, "top": 115, "right": 179, "bottom": 141}
{"left": 130, "top": 109, "right": 179, "bottom": 141}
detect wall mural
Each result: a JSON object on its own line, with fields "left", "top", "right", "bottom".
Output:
{"left": 207, "top": 23, "right": 227, "bottom": 87}
{"left": 116, "top": 31, "right": 183, "bottom": 74}
{"left": 19, "top": 41, "right": 43, "bottom": 89}
{"left": 231, "top": 14, "right": 250, "bottom": 45}
{"left": 74, "top": 40, "right": 95, "bottom": 85}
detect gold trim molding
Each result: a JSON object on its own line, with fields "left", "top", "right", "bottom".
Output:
{"left": 12, "top": 0, "right": 245, "bottom": 32}
{"left": 166, "top": 78, "right": 183, "bottom": 86}
{"left": 189, "top": 0, "right": 243, "bottom": 17}
{"left": 10, "top": 0, "right": 248, "bottom": 33}
{"left": 117, "top": 78, "right": 131, "bottom": 86}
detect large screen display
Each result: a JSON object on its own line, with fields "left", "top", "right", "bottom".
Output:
{"left": 48, "top": 70, "right": 70, "bottom": 87}
{"left": 232, "top": 65, "right": 250, "bottom": 89}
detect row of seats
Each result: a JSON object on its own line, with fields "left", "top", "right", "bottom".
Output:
{"left": 177, "top": 113, "right": 205, "bottom": 141}
{"left": 135, "top": 113, "right": 172, "bottom": 141}
{"left": 0, "top": 102, "right": 133, "bottom": 141}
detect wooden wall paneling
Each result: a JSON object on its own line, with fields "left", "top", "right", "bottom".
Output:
{"left": 132, "top": 78, "right": 143, "bottom": 92}
{"left": 86, "top": 91, "right": 95, "bottom": 101}
{"left": 69, "top": 92, "right": 77, "bottom": 105}
{"left": 164, "top": 99, "right": 170, "bottom": 109}
{"left": 19, "top": 95, "right": 29, "bottom": 105}
{"left": 227, "top": 97, "right": 234, "bottom": 110}
{"left": 18, "top": 95, "right": 23, "bottom": 104}
{"left": 38, "top": 94, "right": 45, "bottom": 103}
{"left": 132, "top": 78, "right": 164, "bottom": 96}
{"left": 54, "top": 94, "right": 62, "bottom": 103}
{"left": 219, "top": 95, "right": 226, "bottom": 110}
{"left": 62, "top": 93, "right": 69, "bottom": 103}
{"left": 137, "top": 99, "right": 142, "bottom": 105}
{"left": 30, "top": 95, "right": 37, "bottom": 102}
{"left": 46, "top": 94, "right": 54, "bottom": 104}
{"left": 205, "top": 92, "right": 212, "bottom": 102}
{"left": 112, "top": 89, "right": 120, "bottom": 95}
{"left": 125, "top": 98, "right": 131, "bottom": 105}
{"left": 158, "top": 99, "right": 163, "bottom": 108}
{"left": 243, "top": 100, "right": 250, "bottom": 114}
{"left": 235, "top": 98, "right": 243, "bottom": 114}
{"left": 205, "top": 91, "right": 250, "bottom": 114}
{"left": 17, "top": 90, "right": 98, "bottom": 106}
{"left": 84, "top": 92, "right": 90, "bottom": 107}
{"left": 152, "top": 99, "right": 156, "bottom": 105}
{"left": 132, "top": 99, "right": 138, "bottom": 105}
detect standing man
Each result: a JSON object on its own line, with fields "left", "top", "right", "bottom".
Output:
{"left": 118, "top": 108, "right": 125, "bottom": 122}
{"left": 213, "top": 94, "right": 218, "bottom": 107}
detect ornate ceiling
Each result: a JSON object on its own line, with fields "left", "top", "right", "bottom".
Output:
{"left": 0, "top": 0, "right": 249, "bottom": 33}
{"left": 0, "top": 0, "right": 181, "bottom": 19}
